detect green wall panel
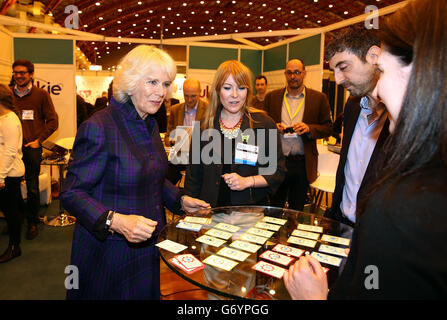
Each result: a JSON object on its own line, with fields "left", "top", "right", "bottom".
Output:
{"left": 240, "top": 49, "right": 262, "bottom": 78}
{"left": 14, "top": 38, "right": 73, "bottom": 64}
{"left": 189, "top": 46, "right": 238, "bottom": 69}
{"left": 289, "top": 34, "right": 321, "bottom": 66}
{"left": 263, "top": 45, "right": 287, "bottom": 72}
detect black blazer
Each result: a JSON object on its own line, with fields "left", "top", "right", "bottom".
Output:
{"left": 184, "top": 106, "right": 286, "bottom": 207}
{"left": 326, "top": 97, "right": 390, "bottom": 225}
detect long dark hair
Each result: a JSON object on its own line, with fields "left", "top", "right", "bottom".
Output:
{"left": 358, "top": 0, "right": 447, "bottom": 215}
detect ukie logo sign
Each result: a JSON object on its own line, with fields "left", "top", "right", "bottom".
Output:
{"left": 35, "top": 77, "right": 63, "bottom": 96}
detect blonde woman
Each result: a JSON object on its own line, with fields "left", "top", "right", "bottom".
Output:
{"left": 0, "top": 84, "right": 25, "bottom": 263}
{"left": 61, "top": 45, "right": 209, "bottom": 299}
{"left": 185, "top": 60, "right": 285, "bottom": 207}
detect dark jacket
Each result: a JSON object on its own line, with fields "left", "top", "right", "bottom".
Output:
{"left": 263, "top": 87, "right": 333, "bottom": 183}
{"left": 326, "top": 97, "right": 389, "bottom": 225}
{"left": 184, "top": 106, "right": 285, "bottom": 207}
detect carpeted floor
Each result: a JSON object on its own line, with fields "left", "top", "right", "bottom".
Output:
{"left": 0, "top": 201, "right": 74, "bottom": 300}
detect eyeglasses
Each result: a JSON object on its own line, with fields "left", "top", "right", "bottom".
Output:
{"left": 13, "top": 71, "right": 29, "bottom": 76}
{"left": 285, "top": 70, "right": 304, "bottom": 76}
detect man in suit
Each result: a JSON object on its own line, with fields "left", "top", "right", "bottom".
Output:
{"left": 264, "top": 59, "right": 332, "bottom": 211}
{"left": 165, "top": 78, "right": 208, "bottom": 185}
{"left": 325, "top": 25, "right": 390, "bottom": 227}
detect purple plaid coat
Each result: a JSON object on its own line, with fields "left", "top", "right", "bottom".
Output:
{"left": 61, "top": 98, "right": 180, "bottom": 300}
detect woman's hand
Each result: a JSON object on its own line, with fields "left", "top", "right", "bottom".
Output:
{"left": 0, "top": 182, "right": 5, "bottom": 190}
{"left": 283, "top": 255, "right": 329, "bottom": 300}
{"left": 181, "top": 196, "right": 211, "bottom": 213}
{"left": 110, "top": 213, "right": 158, "bottom": 243}
{"left": 222, "top": 173, "right": 252, "bottom": 191}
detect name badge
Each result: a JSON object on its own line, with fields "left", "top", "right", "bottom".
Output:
{"left": 22, "top": 110, "right": 34, "bottom": 120}
{"left": 234, "top": 142, "right": 258, "bottom": 166}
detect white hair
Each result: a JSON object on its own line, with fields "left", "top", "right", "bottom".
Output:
{"left": 113, "top": 45, "right": 176, "bottom": 103}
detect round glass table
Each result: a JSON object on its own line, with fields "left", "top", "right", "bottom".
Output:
{"left": 157, "top": 206, "right": 353, "bottom": 300}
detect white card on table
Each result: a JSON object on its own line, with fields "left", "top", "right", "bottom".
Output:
{"left": 310, "top": 251, "right": 342, "bottom": 267}
{"left": 319, "top": 244, "right": 348, "bottom": 257}
{"left": 213, "top": 222, "right": 241, "bottom": 233}
{"left": 216, "top": 247, "right": 251, "bottom": 262}
{"left": 254, "top": 222, "right": 281, "bottom": 232}
{"left": 287, "top": 236, "right": 317, "bottom": 248}
{"left": 297, "top": 224, "right": 323, "bottom": 233}
{"left": 260, "top": 250, "right": 295, "bottom": 266}
{"left": 292, "top": 229, "right": 320, "bottom": 240}
{"left": 252, "top": 261, "right": 287, "bottom": 279}
{"left": 196, "top": 235, "right": 227, "bottom": 247}
{"left": 176, "top": 221, "right": 202, "bottom": 232}
{"left": 262, "top": 216, "right": 287, "bottom": 225}
{"left": 203, "top": 254, "right": 238, "bottom": 271}
{"left": 156, "top": 240, "right": 188, "bottom": 254}
{"left": 183, "top": 216, "right": 212, "bottom": 225}
{"left": 205, "top": 228, "right": 233, "bottom": 240}
{"left": 272, "top": 244, "right": 305, "bottom": 258}
{"left": 321, "top": 234, "right": 351, "bottom": 246}
{"left": 246, "top": 227, "right": 274, "bottom": 239}
{"left": 230, "top": 240, "right": 262, "bottom": 253}
{"left": 238, "top": 233, "right": 269, "bottom": 245}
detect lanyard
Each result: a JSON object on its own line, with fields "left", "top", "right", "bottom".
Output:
{"left": 284, "top": 90, "right": 305, "bottom": 122}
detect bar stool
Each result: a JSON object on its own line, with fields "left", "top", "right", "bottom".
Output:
{"left": 309, "top": 151, "right": 340, "bottom": 213}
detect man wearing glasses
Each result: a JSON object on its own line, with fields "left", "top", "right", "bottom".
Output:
{"left": 11, "top": 59, "right": 58, "bottom": 240}
{"left": 264, "top": 58, "right": 332, "bottom": 211}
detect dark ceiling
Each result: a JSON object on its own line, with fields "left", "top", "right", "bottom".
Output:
{"left": 25, "top": 0, "right": 404, "bottom": 69}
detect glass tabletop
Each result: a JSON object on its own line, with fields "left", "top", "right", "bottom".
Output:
{"left": 157, "top": 206, "right": 353, "bottom": 300}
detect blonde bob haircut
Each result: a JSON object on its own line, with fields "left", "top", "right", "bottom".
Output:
{"left": 203, "top": 60, "right": 262, "bottom": 130}
{"left": 113, "top": 45, "right": 176, "bottom": 104}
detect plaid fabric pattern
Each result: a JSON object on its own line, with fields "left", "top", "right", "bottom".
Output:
{"left": 61, "top": 98, "right": 179, "bottom": 299}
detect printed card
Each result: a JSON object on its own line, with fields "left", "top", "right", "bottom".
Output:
{"left": 213, "top": 222, "right": 241, "bottom": 233}
{"left": 319, "top": 244, "right": 348, "bottom": 257}
{"left": 287, "top": 236, "right": 317, "bottom": 248}
{"left": 170, "top": 257, "right": 202, "bottom": 274}
{"left": 196, "top": 235, "right": 227, "bottom": 247}
{"left": 216, "top": 247, "right": 251, "bottom": 262}
{"left": 260, "top": 250, "right": 295, "bottom": 266}
{"left": 238, "top": 233, "right": 269, "bottom": 245}
{"left": 254, "top": 222, "right": 281, "bottom": 232}
{"left": 246, "top": 227, "right": 274, "bottom": 239}
{"left": 310, "top": 251, "right": 342, "bottom": 267}
{"left": 156, "top": 240, "right": 188, "bottom": 254}
{"left": 203, "top": 254, "right": 239, "bottom": 271}
{"left": 291, "top": 229, "right": 320, "bottom": 240}
{"left": 176, "top": 254, "right": 204, "bottom": 269}
{"left": 272, "top": 244, "right": 305, "bottom": 258}
{"left": 176, "top": 221, "right": 202, "bottom": 232}
{"left": 321, "top": 234, "right": 351, "bottom": 246}
{"left": 297, "top": 224, "right": 323, "bottom": 233}
{"left": 262, "top": 216, "right": 287, "bottom": 226}
{"left": 252, "top": 261, "right": 287, "bottom": 279}
{"left": 205, "top": 228, "right": 233, "bottom": 240}
{"left": 183, "top": 216, "right": 212, "bottom": 225}
{"left": 230, "top": 240, "right": 262, "bottom": 253}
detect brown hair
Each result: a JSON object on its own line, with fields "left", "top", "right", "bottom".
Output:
{"left": 203, "top": 60, "right": 262, "bottom": 130}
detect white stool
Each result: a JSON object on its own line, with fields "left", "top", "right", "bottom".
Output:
{"left": 310, "top": 150, "right": 340, "bottom": 213}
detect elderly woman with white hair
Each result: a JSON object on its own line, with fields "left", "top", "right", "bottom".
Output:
{"left": 61, "top": 45, "right": 210, "bottom": 300}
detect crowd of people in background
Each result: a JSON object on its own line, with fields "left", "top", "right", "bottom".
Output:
{"left": 0, "top": 0, "right": 445, "bottom": 300}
